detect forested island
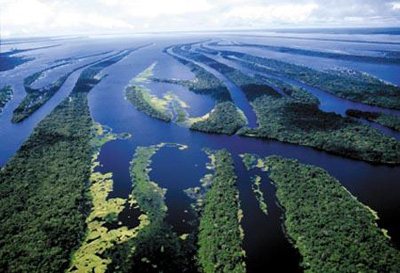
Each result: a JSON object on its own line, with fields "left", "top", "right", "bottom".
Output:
{"left": 127, "top": 52, "right": 247, "bottom": 135}
{"left": 243, "top": 154, "right": 400, "bottom": 272}
{"left": 12, "top": 48, "right": 140, "bottom": 123}
{"left": 197, "top": 149, "right": 246, "bottom": 273}
{"left": 214, "top": 48, "right": 400, "bottom": 109}
{"left": 172, "top": 45, "right": 400, "bottom": 164}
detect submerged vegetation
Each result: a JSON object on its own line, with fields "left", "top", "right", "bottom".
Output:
{"left": 251, "top": 175, "right": 268, "bottom": 215}
{"left": 105, "top": 143, "right": 197, "bottom": 273}
{"left": 68, "top": 123, "right": 142, "bottom": 273}
{"left": 0, "top": 47, "right": 137, "bottom": 273}
{"left": 197, "top": 149, "right": 246, "bottom": 273}
{"left": 0, "top": 85, "right": 13, "bottom": 114}
{"left": 246, "top": 154, "right": 400, "bottom": 272}
{"left": 346, "top": 109, "right": 400, "bottom": 131}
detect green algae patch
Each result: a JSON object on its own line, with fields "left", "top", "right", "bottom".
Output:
{"left": 67, "top": 169, "right": 149, "bottom": 273}
{"left": 105, "top": 142, "right": 199, "bottom": 272}
{"left": 251, "top": 175, "right": 268, "bottom": 215}
{"left": 68, "top": 123, "right": 144, "bottom": 273}
{"left": 132, "top": 62, "right": 157, "bottom": 83}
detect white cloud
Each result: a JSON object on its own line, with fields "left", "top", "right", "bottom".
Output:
{"left": 0, "top": 0, "right": 399, "bottom": 37}
{"left": 223, "top": 3, "right": 319, "bottom": 24}
{"left": 392, "top": 2, "right": 400, "bottom": 9}
{"left": 99, "top": 0, "right": 213, "bottom": 18}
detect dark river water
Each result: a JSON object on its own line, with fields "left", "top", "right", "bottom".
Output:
{"left": 1, "top": 32, "right": 400, "bottom": 272}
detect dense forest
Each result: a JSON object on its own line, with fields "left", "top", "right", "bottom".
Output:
{"left": 190, "top": 101, "right": 247, "bottom": 135}
{"left": 215, "top": 48, "right": 400, "bottom": 109}
{"left": 12, "top": 71, "right": 70, "bottom": 122}
{"left": 239, "top": 94, "right": 400, "bottom": 164}
{"left": 0, "top": 47, "right": 137, "bottom": 273}
{"left": 0, "top": 79, "right": 92, "bottom": 273}
{"left": 197, "top": 149, "right": 246, "bottom": 273}
{"left": 257, "top": 155, "right": 400, "bottom": 272}
{"left": 346, "top": 109, "right": 400, "bottom": 131}
{"left": 171, "top": 45, "right": 400, "bottom": 164}
{"left": 0, "top": 85, "right": 13, "bottom": 113}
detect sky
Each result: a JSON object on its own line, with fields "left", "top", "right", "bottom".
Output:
{"left": 1, "top": 0, "right": 400, "bottom": 37}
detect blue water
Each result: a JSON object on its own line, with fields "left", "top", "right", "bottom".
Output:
{"left": 1, "top": 32, "right": 400, "bottom": 272}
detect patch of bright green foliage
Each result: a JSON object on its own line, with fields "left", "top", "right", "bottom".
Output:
{"left": 125, "top": 85, "right": 173, "bottom": 122}
{"left": 251, "top": 175, "right": 268, "bottom": 215}
{"left": 248, "top": 154, "right": 400, "bottom": 272}
{"left": 68, "top": 124, "right": 145, "bottom": 273}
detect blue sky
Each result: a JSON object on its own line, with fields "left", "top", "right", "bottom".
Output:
{"left": 1, "top": 0, "right": 400, "bottom": 37}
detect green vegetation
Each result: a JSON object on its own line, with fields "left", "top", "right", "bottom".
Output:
{"left": 0, "top": 85, "right": 13, "bottom": 113}
{"left": 12, "top": 73, "right": 70, "bottom": 122}
{"left": 68, "top": 123, "right": 143, "bottom": 273}
{"left": 219, "top": 49, "right": 400, "bottom": 109}
{"left": 105, "top": 143, "right": 197, "bottom": 273}
{"left": 125, "top": 85, "right": 172, "bottom": 122}
{"left": 251, "top": 175, "right": 268, "bottom": 215}
{"left": 0, "top": 49, "right": 135, "bottom": 272}
{"left": 164, "top": 47, "right": 248, "bottom": 134}
{"left": 198, "top": 149, "right": 246, "bottom": 273}
{"left": 189, "top": 101, "right": 247, "bottom": 135}
{"left": 156, "top": 53, "right": 232, "bottom": 102}
{"left": 256, "top": 75, "right": 320, "bottom": 105}
{"left": 173, "top": 45, "right": 400, "bottom": 163}
{"left": 247, "top": 154, "right": 400, "bottom": 272}
{"left": 0, "top": 79, "right": 93, "bottom": 273}
{"left": 125, "top": 63, "right": 196, "bottom": 123}
{"left": 125, "top": 48, "right": 247, "bottom": 134}
{"left": 238, "top": 93, "right": 400, "bottom": 164}
{"left": 346, "top": 109, "right": 400, "bottom": 131}
{"left": 12, "top": 48, "right": 139, "bottom": 123}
